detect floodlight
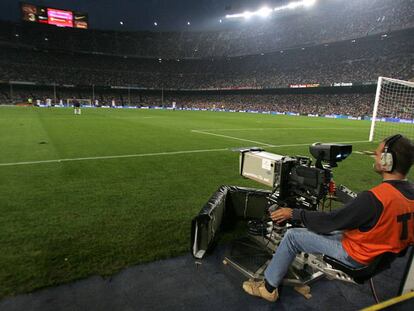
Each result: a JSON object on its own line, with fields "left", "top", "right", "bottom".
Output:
{"left": 243, "top": 11, "right": 253, "bottom": 19}
{"left": 154, "top": 22, "right": 158, "bottom": 26}
{"left": 226, "top": 0, "right": 317, "bottom": 20}
{"left": 257, "top": 7, "right": 272, "bottom": 18}
{"left": 303, "top": 0, "right": 316, "bottom": 7}
{"left": 287, "top": 2, "right": 301, "bottom": 10}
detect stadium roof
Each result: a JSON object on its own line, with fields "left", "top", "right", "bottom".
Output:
{"left": 0, "top": 0, "right": 302, "bottom": 32}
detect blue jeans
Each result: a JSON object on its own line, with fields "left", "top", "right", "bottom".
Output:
{"left": 264, "top": 228, "right": 365, "bottom": 288}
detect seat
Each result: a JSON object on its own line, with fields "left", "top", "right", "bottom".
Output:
{"left": 323, "top": 249, "right": 406, "bottom": 284}
{"left": 323, "top": 248, "right": 409, "bottom": 302}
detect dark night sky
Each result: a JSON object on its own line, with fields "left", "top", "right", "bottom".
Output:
{"left": 0, "top": 0, "right": 287, "bottom": 31}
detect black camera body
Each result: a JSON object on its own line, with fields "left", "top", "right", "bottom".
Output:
{"left": 240, "top": 143, "right": 352, "bottom": 210}
{"left": 310, "top": 143, "right": 352, "bottom": 168}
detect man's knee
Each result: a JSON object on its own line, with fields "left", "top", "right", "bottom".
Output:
{"left": 284, "top": 227, "right": 308, "bottom": 241}
{"left": 282, "top": 228, "right": 307, "bottom": 252}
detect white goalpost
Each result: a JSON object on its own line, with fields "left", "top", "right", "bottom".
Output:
{"left": 66, "top": 98, "right": 92, "bottom": 106}
{"left": 369, "top": 77, "right": 414, "bottom": 142}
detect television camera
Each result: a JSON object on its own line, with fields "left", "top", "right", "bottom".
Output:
{"left": 239, "top": 143, "right": 352, "bottom": 212}
{"left": 191, "top": 143, "right": 359, "bottom": 296}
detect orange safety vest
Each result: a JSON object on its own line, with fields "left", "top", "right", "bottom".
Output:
{"left": 342, "top": 182, "right": 414, "bottom": 265}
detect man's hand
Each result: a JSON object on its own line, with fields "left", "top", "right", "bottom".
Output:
{"left": 270, "top": 208, "right": 293, "bottom": 224}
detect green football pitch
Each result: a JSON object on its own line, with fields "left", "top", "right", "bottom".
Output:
{"left": 0, "top": 107, "right": 411, "bottom": 298}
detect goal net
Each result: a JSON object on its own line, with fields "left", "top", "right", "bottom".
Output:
{"left": 369, "top": 77, "right": 414, "bottom": 142}
{"left": 66, "top": 98, "right": 92, "bottom": 106}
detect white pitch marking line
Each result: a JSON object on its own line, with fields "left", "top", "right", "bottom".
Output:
{"left": 0, "top": 148, "right": 229, "bottom": 167}
{"left": 265, "top": 140, "right": 370, "bottom": 149}
{"left": 191, "top": 129, "right": 369, "bottom": 148}
{"left": 0, "top": 141, "right": 371, "bottom": 167}
{"left": 355, "top": 151, "right": 376, "bottom": 157}
{"left": 191, "top": 129, "right": 275, "bottom": 147}
{"left": 194, "top": 127, "right": 361, "bottom": 132}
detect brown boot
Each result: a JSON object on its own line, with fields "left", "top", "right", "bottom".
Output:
{"left": 242, "top": 279, "right": 278, "bottom": 302}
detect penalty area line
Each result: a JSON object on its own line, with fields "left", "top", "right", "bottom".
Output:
{"left": 193, "top": 127, "right": 361, "bottom": 132}
{"left": 264, "top": 140, "right": 370, "bottom": 149}
{"left": 191, "top": 129, "right": 370, "bottom": 149}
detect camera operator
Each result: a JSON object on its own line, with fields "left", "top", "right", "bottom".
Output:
{"left": 243, "top": 134, "right": 414, "bottom": 302}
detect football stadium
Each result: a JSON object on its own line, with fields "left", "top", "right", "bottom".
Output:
{"left": 0, "top": 0, "right": 413, "bottom": 310}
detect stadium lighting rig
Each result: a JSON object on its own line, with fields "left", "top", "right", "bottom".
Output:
{"left": 225, "top": 0, "right": 316, "bottom": 19}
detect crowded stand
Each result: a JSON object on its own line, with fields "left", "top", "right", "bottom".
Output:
{"left": 0, "top": 28, "right": 412, "bottom": 89}
{"left": 169, "top": 93, "right": 375, "bottom": 117}
{"left": 1, "top": 88, "right": 378, "bottom": 118}
{"left": 0, "top": 0, "right": 412, "bottom": 58}
{"left": 0, "top": 0, "right": 412, "bottom": 120}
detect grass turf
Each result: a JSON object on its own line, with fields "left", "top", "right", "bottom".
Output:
{"left": 0, "top": 106, "right": 412, "bottom": 298}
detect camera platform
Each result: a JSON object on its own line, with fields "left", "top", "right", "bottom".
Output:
{"left": 222, "top": 236, "right": 272, "bottom": 280}
{"left": 222, "top": 236, "right": 325, "bottom": 289}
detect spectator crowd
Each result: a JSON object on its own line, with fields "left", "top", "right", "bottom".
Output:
{"left": 0, "top": 28, "right": 412, "bottom": 89}
{"left": 0, "top": 0, "right": 412, "bottom": 120}
{"left": 1, "top": 0, "right": 412, "bottom": 59}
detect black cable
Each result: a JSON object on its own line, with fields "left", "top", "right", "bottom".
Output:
{"left": 369, "top": 277, "right": 380, "bottom": 303}
{"left": 321, "top": 197, "right": 326, "bottom": 211}
{"left": 263, "top": 218, "right": 274, "bottom": 250}
{"left": 247, "top": 217, "right": 274, "bottom": 249}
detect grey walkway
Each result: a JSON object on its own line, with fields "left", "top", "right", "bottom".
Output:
{"left": 0, "top": 246, "right": 412, "bottom": 311}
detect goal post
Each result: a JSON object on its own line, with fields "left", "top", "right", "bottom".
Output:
{"left": 369, "top": 77, "right": 414, "bottom": 142}
{"left": 66, "top": 98, "right": 92, "bottom": 106}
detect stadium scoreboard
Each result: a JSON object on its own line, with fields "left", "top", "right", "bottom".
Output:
{"left": 21, "top": 2, "right": 88, "bottom": 29}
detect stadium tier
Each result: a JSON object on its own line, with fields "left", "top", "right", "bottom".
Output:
{"left": 0, "top": 27, "right": 412, "bottom": 90}
{"left": 0, "top": 0, "right": 413, "bottom": 58}
{"left": 0, "top": 0, "right": 412, "bottom": 122}
{"left": 0, "top": 91, "right": 376, "bottom": 118}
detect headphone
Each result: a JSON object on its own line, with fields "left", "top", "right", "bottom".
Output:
{"left": 380, "top": 134, "right": 403, "bottom": 172}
